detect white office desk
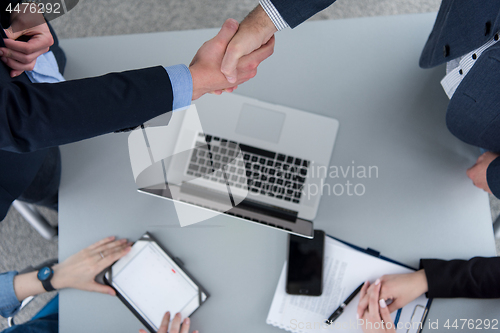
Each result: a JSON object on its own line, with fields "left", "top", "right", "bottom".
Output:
{"left": 58, "top": 13, "right": 498, "bottom": 333}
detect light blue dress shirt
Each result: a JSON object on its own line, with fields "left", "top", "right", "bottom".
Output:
{"left": 25, "top": 51, "right": 65, "bottom": 83}
{"left": 0, "top": 271, "right": 21, "bottom": 318}
{"left": 164, "top": 64, "right": 193, "bottom": 111}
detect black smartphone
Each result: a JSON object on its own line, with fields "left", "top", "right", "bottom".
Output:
{"left": 286, "top": 229, "right": 325, "bottom": 296}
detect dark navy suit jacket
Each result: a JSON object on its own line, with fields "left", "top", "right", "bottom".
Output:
{"left": 0, "top": 1, "right": 175, "bottom": 220}
{"left": 271, "top": 0, "right": 500, "bottom": 196}
{"left": 269, "top": 0, "right": 500, "bottom": 298}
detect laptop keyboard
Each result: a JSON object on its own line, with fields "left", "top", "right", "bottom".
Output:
{"left": 186, "top": 133, "right": 309, "bottom": 204}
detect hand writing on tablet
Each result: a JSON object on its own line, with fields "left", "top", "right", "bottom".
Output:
{"left": 139, "top": 312, "right": 198, "bottom": 333}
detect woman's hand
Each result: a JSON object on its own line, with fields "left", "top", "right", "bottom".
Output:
{"left": 357, "top": 280, "right": 396, "bottom": 333}
{"left": 139, "top": 312, "right": 198, "bottom": 333}
{"left": 377, "top": 270, "right": 428, "bottom": 313}
{"left": 51, "top": 236, "right": 131, "bottom": 295}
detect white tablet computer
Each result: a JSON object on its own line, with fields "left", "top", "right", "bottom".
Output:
{"left": 104, "top": 232, "right": 209, "bottom": 332}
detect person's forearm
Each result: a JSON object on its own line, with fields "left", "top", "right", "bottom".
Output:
{"left": 12, "top": 263, "right": 68, "bottom": 301}
{"left": 244, "top": 5, "right": 277, "bottom": 38}
{"left": 0, "top": 67, "right": 173, "bottom": 153}
{"left": 13, "top": 271, "right": 46, "bottom": 301}
{"left": 414, "top": 269, "right": 428, "bottom": 294}
{"left": 421, "top": 257, "right": 500, "bottom": 298}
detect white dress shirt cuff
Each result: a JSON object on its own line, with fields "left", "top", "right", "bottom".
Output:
{"left": 259, "top": 0, "right": 289, "bottom": 31}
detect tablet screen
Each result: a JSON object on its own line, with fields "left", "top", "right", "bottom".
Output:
{"left": 108, "top": 240, "right": 205, "bottom": 330}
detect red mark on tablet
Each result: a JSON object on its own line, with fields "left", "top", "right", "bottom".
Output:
{"left": 172, "top": 269, "right": 176, "bottom": 274}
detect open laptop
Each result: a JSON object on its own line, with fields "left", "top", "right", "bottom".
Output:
{"left": 134, "top": 93, "right": 339, "bottom": 238}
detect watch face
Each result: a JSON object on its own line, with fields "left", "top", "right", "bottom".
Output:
{"left": 37, "top": 267, "right": 52, "bottom": 281}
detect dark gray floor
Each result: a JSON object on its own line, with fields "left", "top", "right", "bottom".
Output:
{"left": 0, "top": 207, "right": 58, "bottom": 329}
{"left": 2, "top": 0, "right": 499, "bottom": 330}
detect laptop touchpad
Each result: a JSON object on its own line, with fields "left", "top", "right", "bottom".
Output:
{"left": 235, "top": 104, "right": 286, "bottom": 143}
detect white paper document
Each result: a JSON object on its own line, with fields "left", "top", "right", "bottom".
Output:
{"left": 266, "top": 237, "right": 429, "bottom": 333}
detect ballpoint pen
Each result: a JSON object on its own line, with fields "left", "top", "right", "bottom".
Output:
{"left": 325, "top": 283, "right": 364, "bottom": 325}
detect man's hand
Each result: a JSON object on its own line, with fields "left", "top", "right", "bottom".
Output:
{"left": 139, "top": 312, "right": 198, "bottom": 333}
{"left": 467, "top": 151, "right": 500, "bottom": 194}
{"left": 220, "top": 5, "right": 277, "bottom": 84}
{"left": 189, "top": 18, "right": 274, "bottom": 100}
{"left": 1, "top": 4, "right": 54, "bottom": 77}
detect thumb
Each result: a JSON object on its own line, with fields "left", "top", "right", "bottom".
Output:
{"left": 4, "top": 27, "right": 24, "bottom": 40}
{"left": 219, "top": 19, "right": 244, "bottom": 84}
{"left": 214, "top": 18, "right": 239, "bottom": 46}
{"left": 466, "top": 166, "right": 474, "bottom": 179}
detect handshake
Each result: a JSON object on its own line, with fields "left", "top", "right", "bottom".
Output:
{"left": 0, "top": 6, "right": 277, "bottom": 100}
{"left": 189, "top": 15, "right": 276, "bottom": 100}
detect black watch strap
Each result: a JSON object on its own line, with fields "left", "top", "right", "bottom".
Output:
{"left": 41, "top": 279, "right": 56, "bottom": 292}
{"left": 37, "top": 266, "right": 56, "bottom": 292}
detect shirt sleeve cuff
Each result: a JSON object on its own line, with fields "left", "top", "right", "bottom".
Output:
{"left": 259, "top": 0, "right": 290, "bottom": 31}
{"left": 164, "top": 64, "right": 193, "bottom": 112}
{"left": 25, "top": 51, "right": 66, "bottom": 84}
{"left": 419, "top": 259, "right": 440, "bottom": 298}
{"left": 0, "top": 271, "right": 21, "bottom": 318}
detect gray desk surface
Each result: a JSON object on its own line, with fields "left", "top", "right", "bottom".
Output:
{"left": 59, "top": 13, "right": 498, "bottom": 333}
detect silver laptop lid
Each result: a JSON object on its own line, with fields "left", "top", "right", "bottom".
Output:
{"left": 129, "top": 94, "right": 338, "bottom": 238}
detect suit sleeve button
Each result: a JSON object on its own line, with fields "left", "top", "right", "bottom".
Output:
{"left": 443, "top": 44, "right": 450, "bottom": 57}
{"left": 485, "top": 21, "right": 492, "bottom": 36}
